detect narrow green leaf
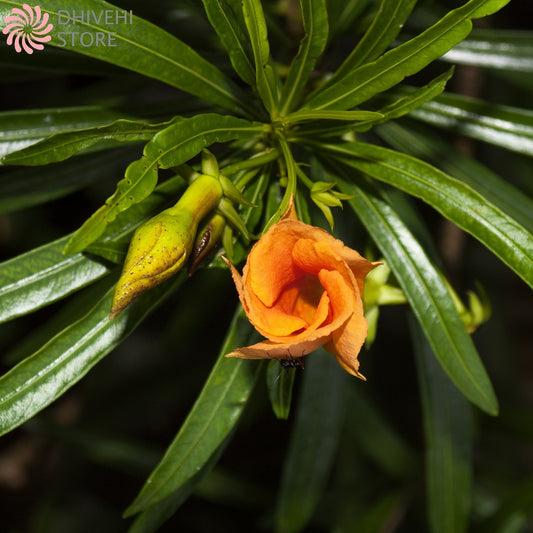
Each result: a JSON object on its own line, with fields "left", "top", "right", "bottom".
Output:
{"left": 2, "top": 117, "right": 182, "bottom": 166}
{"left": 0, "top": 106, "right": 126, "bottom": 160}
{"left": 0, "top": 273, "right": 186, "bottom": 437}
{"left": 0, "top": 1, "right": 249, "bottom": 115}
{"left": 63, "top": 158, "right": 157, "bottom": 255}
{"left": 149, "top": 114, "right": 265, "bottom": 170}
{"left": 329, "top": 167, "right": 498, "bottom": 414}
{"left": 409, "top": 92, "right": 533, "bottom": 156}
{"left": 275, "top": 352, "right": 347, "bottom": 533}
{"left": 354, "top": 69, "right": 454, "bottom": 131}
{"left": 298, "top": 68, "right": 453, "bottom": 137}
{"left": 128, "top": 436, "right": 232, "bottom": 533}
{"left": 64, "top": 114, "right": 265, "bottom": 254}
{"left": 320, "top": 142, "right": 533, "bottom": 289}
{"left": 331, "top": 0, "right": 418, "bottom": 81}
{"left": 279, "top": 0, "right": 328, "bottom": 115}
{"left": 0, "top": 235, "right": 112, "bottom": 324}
{"left": 411, "top": 317, "right": 473, "bottom": 533}
{"left": 0, "top": 147, "right": 138, "bottom": 214}
{"left": 441, "top": 29, "right": 533, "bottom": 72}
{"left": 267, "top": 361, "right": 297, "bottom": 420}
{"left": 376, "top": 120, "right": 533, "bottom": 233}
{"left": 0, "top": 177, "right": 186, "bottom": 323}
{"left": 305, "top": 0, "right": 510, "bottom": 110}
{"left": 299, "top": 70, "right": 453, "bottom": 138}
{"left": 242, "top": 0, "right": 279, "bottom": 115}
{"left": 124, "top": 308, "right": 263, "bottom": 516}
{"left": 285, "top": 109, "right": 382, "bottom": 124}
{"left": 3, "top": 277, "right": 115, "bottom": 366}
{"left": 201, "top": 0, "right": 255, "bottom": 85}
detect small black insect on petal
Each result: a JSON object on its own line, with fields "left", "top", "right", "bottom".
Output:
{"left": 279, "top": 358, "right": 304, "bottom": 370}
{"left": 279, "top": 352, "right": 305, "bottom": 370}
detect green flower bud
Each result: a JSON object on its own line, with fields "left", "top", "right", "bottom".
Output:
{"left": 110, "top": 174, "right": 222, "bottom": 318}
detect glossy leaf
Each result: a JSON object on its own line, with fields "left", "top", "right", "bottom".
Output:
{"left": 64, "top": 114, "right": 265, "bottom": 254}
{"left": 305, "top": 0, "right": 510, "bottom": 110}
{"left": 0, "top": 273, "right": 186, "bottom": 437}
{"left": 329, "top": 167, "right": 498, "bottom": 414}
{"left": 376, "top": 120, "right": 533, "bottom": 233}
{"left": 354, "top": 69, "right": 454, "bottom": 131}
{"left": 128, "top": 436, "right": 232, "bottom": 533}
{"left": 0, "top": 147, "right": 137, "bottom": 214}
{"left": 321, "top": 142, "right": 533, "bottom": 289}
{"left": 242, "top": 0, "right": 279, "bottom": 115}
{"left": 0, "top": 1, "right": 249, "bottom": 115}
{"left": 275, "top": 352, "right": 347, "bottom": 533}
{"left": 124, "top": 308, "right": 263, "bottom": 516}
{"left": 331, "top": 0, "right": 418, "bottom": 81}
{"left": 412, "top": 317, "right": 473, "bottom": 533}
{"left": 3, "top": 277, "right": 115, "bottom": 366}
{"left": 0, "top": 106, "right": 126, "bottom": 160}
{"left": 286, "top": 109, "right": 382, "bottom": 124}
{"left": 0, "top": 177, "right": 186, "bottom": 323}
{"left": 279, "top": 0, "right": 328, "bottom": 115}
{"left": 2, "top": 117, "right": 182, "bottom": 166}
{"left": 201, "top": 0, "right": 255, "bottom": 86}
{"left": 0, "top": 235, "right": 113, "bottom": 324}
{"left": 442, "top": 29, "right": 533, "bottom": 72}
{"left": 304, "top": 69, "right": 453, "bottom": 137}
{"left": 409, "top": 92, "right": 533, "bottom": 156}
{"left": 150, "top": 115, "right": 265, "bottom": 170}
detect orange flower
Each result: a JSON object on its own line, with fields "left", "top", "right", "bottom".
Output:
{"left": 224, "top": 198, "right": 379, "bottom": 378}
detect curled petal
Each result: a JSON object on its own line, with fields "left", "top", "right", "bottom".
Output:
{"left": 325, "top": 300, "right": 367, "bottom": 380}
{"left": 226, "top": 338, "right": 323, "bottom": 360}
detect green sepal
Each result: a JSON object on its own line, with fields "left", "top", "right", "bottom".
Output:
{"left": 216, "top": 198, "right": 252, "bottom": 240}
{"left": 222, "top": 225, "right": 235, "bottom": 262}
{"left": 219, "top": 174, "right": 257, "bottom": 207}
{"left": 201, "top": 149, "right": 220, "bottom": 177}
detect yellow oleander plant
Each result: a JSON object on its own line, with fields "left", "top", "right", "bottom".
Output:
{"left": 0, "top": 1, "right": 532, "bottom": 531}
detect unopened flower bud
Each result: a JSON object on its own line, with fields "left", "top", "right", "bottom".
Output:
{"left": 110, "top": 174, "right": 222, "bottom": 318}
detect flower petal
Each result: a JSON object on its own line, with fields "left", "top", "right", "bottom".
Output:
{"left": 246, "top": 222, "right": 305, "bottom": 307}
{"left": 327, "top": 240, "right": 380, "bottom": 294}
{"left": 225, "top": 337, "right": 324, "bottom": 360}
{"left": 325, "top": 297, "right": 368, "bottom": 380}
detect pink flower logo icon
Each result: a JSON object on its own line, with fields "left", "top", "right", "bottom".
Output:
{"left": 3, "top": 4, "right": 53, "bottom": 55}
